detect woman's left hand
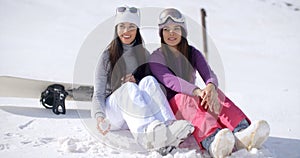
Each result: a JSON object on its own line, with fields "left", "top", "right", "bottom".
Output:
{"left": 200, "top": 83, "right": 221, "bottom": 115}
{"left": 121, "top": 74, "right": 136, "bottom": 83}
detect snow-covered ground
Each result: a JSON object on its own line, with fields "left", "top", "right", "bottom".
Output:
{"left": 1, "top": 0, "right": 300, "bottom": 157}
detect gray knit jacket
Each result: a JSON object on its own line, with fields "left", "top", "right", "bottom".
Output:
{"left": 91, "top": 43, "right": 149, "bottom": 119}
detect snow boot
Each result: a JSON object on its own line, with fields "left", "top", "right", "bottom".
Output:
{"left": 165, "top": 120, "right": 195, "bottom": 147}
{"left": 209, "top": 128, "right": 235, "bottom": 158}
{"left": 155, "top": 120, "right": 194, "bottom": 156}
{"left": 234, "top": 120, "right": 270, "bottom": 151}
{"left": 141, "top": 120, "right": 168, "bottom": 150}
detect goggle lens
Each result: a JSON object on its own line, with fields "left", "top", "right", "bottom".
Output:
{"left": 159, "top": 9, "right": 185, "bottom": 24}
{"left": 117, "top": 7, "right": 138, "bottom": 13}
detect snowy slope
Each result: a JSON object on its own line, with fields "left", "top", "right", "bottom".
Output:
{"left": 1, "top": 0, "right": 300, "bottom": 157}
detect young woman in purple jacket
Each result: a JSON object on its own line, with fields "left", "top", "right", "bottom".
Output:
{"left": 149, "top": 8, "right": 270, "bottom": 158}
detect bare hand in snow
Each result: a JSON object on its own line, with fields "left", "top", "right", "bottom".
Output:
{"left": 97, "top": 117, "right": 111, "bottom": 135}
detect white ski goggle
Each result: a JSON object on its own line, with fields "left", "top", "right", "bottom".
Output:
{"left": 158, "top": 8, "right": 185, "bottom": 25}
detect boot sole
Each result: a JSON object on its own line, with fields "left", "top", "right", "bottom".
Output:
{"left": 247, "top": 120, "right": 270, "bottom": 150}
{"left": 210, "top": 128, "right": 235, "bottom": 158}
{"left": 235, "top": 120, "right": 270, "bottom": 151}
{"left": 145, "top": 120, "right": 167, "bottom": 149}
{"left": 167, "top": 121, "right": 195, "bottom": 147}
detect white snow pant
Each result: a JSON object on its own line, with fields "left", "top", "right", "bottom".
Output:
{"left": 105, "top": 76, "right": 175, "bottom": 134}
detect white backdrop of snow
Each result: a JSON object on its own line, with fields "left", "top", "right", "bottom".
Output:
{"left": 1, "top": 0, "right": 300, "bottom": 157}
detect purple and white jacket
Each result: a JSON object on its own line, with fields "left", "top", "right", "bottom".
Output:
{"left": 149, "top": 46, "right": 218, "bottom": 100}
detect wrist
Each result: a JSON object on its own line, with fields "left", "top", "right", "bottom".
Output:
{"left": 207, "top": 83, "right": 217, "bottom": 90}
{"left": 95, "top": 112, "right": 106, "bottom": 119}
{"left": 97, "top": 116, "right": 105, "bottom": 122}
{"left": 193, "top": 88, "right": 202, "bottom": 96}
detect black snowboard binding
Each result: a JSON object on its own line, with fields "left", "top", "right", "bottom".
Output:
{"left": 157, "top": 146, "right": 176, "bottom": 156}
{"left": 40, "top": 84, "right": 68, "bottom": 115}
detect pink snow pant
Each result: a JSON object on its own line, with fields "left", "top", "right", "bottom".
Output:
{"left": 169, "top": 89, "right": 250, "bottom": 149}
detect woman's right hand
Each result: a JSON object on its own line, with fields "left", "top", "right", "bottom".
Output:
{"left": 193, "top": 87, "right": 220, "bottom": 115}
{"left": 96, "top": 117, "right": 111, "bottom": 135}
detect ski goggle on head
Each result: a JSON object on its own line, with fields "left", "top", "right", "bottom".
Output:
{"left": 116, "top": 6, "right": 139, "bottom": 14}
{"left": 158, "top": 8, "right": 185, "bottom": 25}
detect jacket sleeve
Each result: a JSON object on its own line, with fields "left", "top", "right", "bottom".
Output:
{"left": 149, "top": 50, "right": 198, "bottom": 96}
{"left": 132, "top": 63, "right": 153, "bottom": 84}
{"left": 91, "top": 51, "right": 110, "bottom": 119}
{"left": 132, "top": 49, "right": 152, "bottom": 84}
{"left": 191, "top": 46, "right": 218, "bottom": 88}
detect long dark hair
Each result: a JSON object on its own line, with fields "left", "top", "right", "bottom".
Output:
{"left": 106, "top": 26, "right": 146, "bottom": 91}
{"left": 159, "top": 27, "right": 193, "bottom": 81}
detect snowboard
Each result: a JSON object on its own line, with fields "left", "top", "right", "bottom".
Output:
{"left": 0, "top": 76, "right": 93, "bottom": 101}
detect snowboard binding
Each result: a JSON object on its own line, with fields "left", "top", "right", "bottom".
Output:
{"left": 40, "top": 84, "right": 68, "bottom": 115}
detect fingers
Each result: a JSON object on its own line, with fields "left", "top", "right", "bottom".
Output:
{"left": 97, "top": 127, "right": 109, "bottom": 135}
{"left": 207, "top": 94, "right": 214, "bottom": 107}
{"left": 97, "top": 124, "right": 111, "bottom": 135}
{"left": 97, "top": 125, "right": 104, "bottom": 135}
{"left": 200, "top": 90, "right": 221, "bottom": 115}
{"left": 200, "top": 91, "right": 207, "bottom": 106}
{"left": 121, "top": 74, "right": 131, "bottom": 82}
{"left": 200, "top": 100, "right": 207, "bottom": 109}
{"left": 129, "top": 75, "right": 136, "bottom": 83}
{"left": 214, "top": 102, "right": 221, "bottom": 115}
{"left": 200, "top": 90, "right": 206, "bottom": 98}
{"left": 121, "top": 74, "right": 136, "bottom": 83}
{"left": 96, "top": 118, "right": 111, "bottom": 135}
{"left": 97, "top": 123, "right": 110, "bottom": 135}
{"left": 201, "top": 91, "right": 212, "bottom": 110}
{"left": 212, "top": 92, "right": 220, "bottom": 114}
{"left": 211, "top": 99, "right": 219, "bottom": 115}
{"left": 204, "top": 94, "right": 213, "bottom": 112}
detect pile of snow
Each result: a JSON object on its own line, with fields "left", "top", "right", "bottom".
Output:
{"left": 0, "top": 98, "right": 275, "bottom": 158}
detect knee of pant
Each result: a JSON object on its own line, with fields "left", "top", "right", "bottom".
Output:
{"left": 123, "top": 82, "right": 136, "bottom": 86}
{"left": 173, "top": 93, "right": 189, "bottom": 100}
{"left": 139, "top": 75, "right": 158, "bottom": 85}
{"left": 120, "top": 82, "right": 138, "bottom": 91}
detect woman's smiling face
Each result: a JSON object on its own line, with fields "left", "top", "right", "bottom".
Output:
{"left": 162, "top": 24, "right": 182, "bottom": 47}
{"left": 117, "top": 22, "right": 137, "bottom": 45}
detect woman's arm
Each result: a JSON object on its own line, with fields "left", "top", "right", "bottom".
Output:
{"left": 149, "top": 49, "right": 197, "bottom": 96}
{"left": 191, "top": 47, "right": 220, "bottom": 114}
{"left": 191, "top": 46, "right": 218, "bottom": 88}
{"left": 91, "top": 51, "right": 113, "bottom": 135}
{"left": 91, "top": 51, "right": 110, "bottom": 119}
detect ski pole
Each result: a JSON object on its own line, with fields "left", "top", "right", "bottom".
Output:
{"left": 201, "top": 8, "right": 208, "bottom": 61}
